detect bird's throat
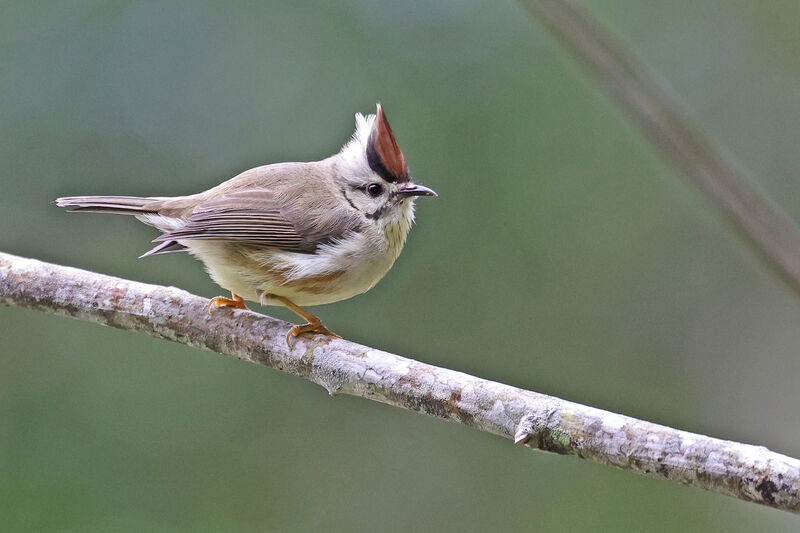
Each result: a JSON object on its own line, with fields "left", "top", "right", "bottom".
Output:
{"left": 381, "top": 200, "right": 416, "bottom": 260}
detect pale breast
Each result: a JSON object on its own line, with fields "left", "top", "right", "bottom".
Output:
{"left": 182, "top": 200, "right": 416, "bottom": 307}
{"left": 252, "top": 229, "right": 399, "bottom": 306}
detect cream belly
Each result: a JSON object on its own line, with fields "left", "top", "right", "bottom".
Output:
{"left": 182, "top": 202, "right": 414, "bottom": 307}
{"left": 185, "top": 240, "right": 397, "bottom": 306}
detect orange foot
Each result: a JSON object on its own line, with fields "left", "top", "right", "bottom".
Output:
{"left": 286, "top": 320, "right": 342, "bottom": 348}
{"left": 207, "top": 293, "right": 249, "bottom": 314}
{"left": 259, "top": 292, "right": 342, "bottom": 348}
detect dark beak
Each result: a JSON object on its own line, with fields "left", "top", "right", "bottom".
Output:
{"left": 397, "top": 183, "right": 437, "bottom": 198}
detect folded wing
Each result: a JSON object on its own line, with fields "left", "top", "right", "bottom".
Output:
{"left": 151, "top": 188, "right": 362, "bottom": 255}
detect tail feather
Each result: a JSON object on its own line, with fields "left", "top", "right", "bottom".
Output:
{"left": 56, "top": 195, "right": 189, "bottom": 258}
{"left": 55, "top": 195, "right": 156, "bottom": 214}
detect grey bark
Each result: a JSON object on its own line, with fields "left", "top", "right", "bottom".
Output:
{"left": 522, "top": 0, "right": 800, "bottom": 297}
{"left": 1, "top": 251, "right": 799, "bottom": 513}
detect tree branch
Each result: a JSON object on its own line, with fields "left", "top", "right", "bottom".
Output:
{"left": 1, "top": 251, "right": 798, "bottom": 512}
{"left": 521, "top": 0, "right": 800, "bottom": 297}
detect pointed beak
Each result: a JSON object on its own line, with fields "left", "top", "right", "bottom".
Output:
{"left": 397, "top": 183, "right": 437, "bottom": 198}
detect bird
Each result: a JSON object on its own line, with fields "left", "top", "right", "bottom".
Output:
{"left": 56, "top": 104, "right": 436, "bottom": 346}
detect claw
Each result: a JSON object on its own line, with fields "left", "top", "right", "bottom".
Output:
{"left": 285, "top": 321, "right": 342, "bottom": 348}
{"left": 260, "top": 293, "right": 342, "bottom": 348}
{"left": 207, "top": 293, "right": 249, "bottom": 314}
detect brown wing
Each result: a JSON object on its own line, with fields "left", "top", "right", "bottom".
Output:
{"left": 154, "top": 188, "right": 362, "bottom": 254}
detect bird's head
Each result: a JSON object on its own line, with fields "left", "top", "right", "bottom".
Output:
{"left": 336, "top": 103, "right": 436, "bottom": 223}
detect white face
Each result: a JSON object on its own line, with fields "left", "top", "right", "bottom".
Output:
{"left": 341, "top": 173, "right": 413, "bottom": 221}
{"left": 336, "top": 109, "right": 432, "bottom": 223}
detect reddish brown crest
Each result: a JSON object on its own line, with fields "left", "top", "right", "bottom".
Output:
{"left": 366, "top": 103, "right": 409, "bottom": 183}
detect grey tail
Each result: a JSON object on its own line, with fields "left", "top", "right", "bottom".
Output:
{"left": 55, "top": 195, "right": 156, "bottom": 215}
{"left": 56, "top": 195, "right": 188, "bottom": 258}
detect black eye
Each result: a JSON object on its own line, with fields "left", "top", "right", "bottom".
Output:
{"left": 366, "top": 183, "right": 383, "bottom": 197}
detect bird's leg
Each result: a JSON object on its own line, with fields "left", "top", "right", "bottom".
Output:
{"left": 264, "top": 293, "right": 341, "bottom": 346}
{"left": 207, "top": 292, "right": 249, "bottom": 314}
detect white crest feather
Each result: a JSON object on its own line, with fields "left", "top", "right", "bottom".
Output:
{"left": 336, "top": 112, "right": 377, "bottom": 179}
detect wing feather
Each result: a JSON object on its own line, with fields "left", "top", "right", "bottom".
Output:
{"left": 154, "top": 187, "right": 362, "bottom": 254}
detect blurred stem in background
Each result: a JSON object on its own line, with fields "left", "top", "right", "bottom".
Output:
{"left": 521, "top": 0, "right": 800, "bottom": 297}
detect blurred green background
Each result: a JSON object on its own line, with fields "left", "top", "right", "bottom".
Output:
{"left": 2, "top": 1, "right": 799, "bottom": 530}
